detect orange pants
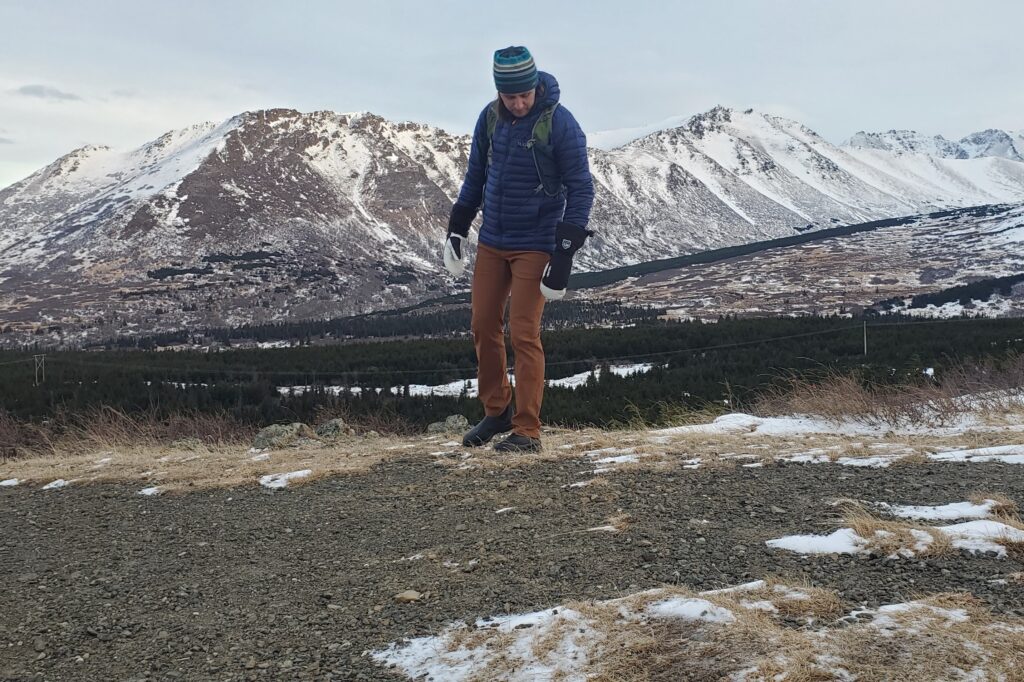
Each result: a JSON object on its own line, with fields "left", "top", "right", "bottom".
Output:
{"left": 471, "top": 243, "right": 550, "bottom": 439}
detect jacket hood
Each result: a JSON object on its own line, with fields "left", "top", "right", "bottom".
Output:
{"left": 532, "top": 71, "right": 560, "bottom": 112}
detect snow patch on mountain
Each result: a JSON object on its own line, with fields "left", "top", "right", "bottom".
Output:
{"left": 2, "top": 105, "right": 1024, "bottom": 344}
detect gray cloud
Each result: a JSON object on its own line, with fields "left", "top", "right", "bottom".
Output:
{"left": 111, "top": 88, "right": 139, "bottom": 97}
{"left": 14, "top": 84, "right": 82, "bottom": 101}
{"left": 0, "top": 137, "right": 13, "bottom": 145}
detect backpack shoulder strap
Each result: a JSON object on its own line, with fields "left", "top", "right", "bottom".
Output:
{"left": 530, "top": 102, "right": 560, "bottom": 146}
{"left": 485, "top": 100, "right": 499, "bottom": 168}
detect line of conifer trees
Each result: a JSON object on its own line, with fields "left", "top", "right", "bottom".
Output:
{"left": 1, "top": 315, "right": 1022, "bottom": 429}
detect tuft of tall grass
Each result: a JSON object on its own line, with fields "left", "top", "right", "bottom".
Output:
{"left": 753, "top": 353, "right": 1024, "bottom": 427}
{"left": 0, "top": 407, "right": 255, "bottom": 456}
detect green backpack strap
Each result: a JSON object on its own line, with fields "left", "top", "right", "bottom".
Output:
{"left": 528, "top": 103, "right": 563, "bottom": 196}
{"left": 530, "top": 102, "right": 559, "bottom": 147}
{"left": 484, "top": 100, "right": 563, "bottom": 197}
{"left": 485, "top": 100, "right": 499, "bottom": 170}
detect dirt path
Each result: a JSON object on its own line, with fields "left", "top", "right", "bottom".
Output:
{"left": 2, "top": 454, "right": 1023, "bottom": 681}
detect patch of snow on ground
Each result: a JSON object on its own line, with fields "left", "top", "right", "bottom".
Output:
{"left": 376, "top": 578, "right": 1004, "bottom": 680}
{"left": 878, "top": 500, "right": 998, "bottom": 520}
{"left": 766, "top": 528, "right": 866, "bottom": 555}
{"left": 865, "top": 602, "right": 971, "bottom": 632}
{"left": 938, "top": 520, "right": 1024, "bottom": 557}
{"left": 258, "top": 469, "right": 313, "bottom": 489}
{"left": 585, "top": 446, "right": 641, "bottom": 473}
{"left": 649, "top": 411, "right": 1019, "bottom": 440}
{"left": 138, "top": 487, "right": 162, "bottom": 496}
{"left": 837, "top": 455, "right": 896, "bottom": 468}
{"left": 41, "top": 479, "right": 69, "bottom": 490}
{"left": 373, "top": 605, "right": 596, "bottom": 682}
{"left": 768, "top": 520, "right": 1024, "bottom": 558}
{"left": 1, "top": 478, "right": 19, "bottom": 487}
{"left": 646, "top": 597, "right": 736, "bottom": 623}
{"left": 929, "top": 444, "right": 1024, "bottom": 464}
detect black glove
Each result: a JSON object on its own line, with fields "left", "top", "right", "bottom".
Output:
{"left": 540, "top": 221, "right": 592, "bottom": 300}
{"left": 443, "top": 203, "right": 478, "bottom": 277}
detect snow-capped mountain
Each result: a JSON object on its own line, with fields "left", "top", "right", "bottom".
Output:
{"left": 582, "top": 107, "right": 1024, "bottom": 263}
{"left": 844, "top": 128, "right": 1024, "bottom": 162}
{"left": 1, "top": 105, "right": 1022, "bottom": 346}
{"left": 0, "top": 109, "right": 463, "bottom": 277}
{"left": 0, "top": 109, "right": 472, "bottom": 344}
{"left": 959, "top": 129, "right": 1024, "bottom": 162}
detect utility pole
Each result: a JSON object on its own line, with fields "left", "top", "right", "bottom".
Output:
{"left": 33, "top": 354, "right": 46, "bottom": 386}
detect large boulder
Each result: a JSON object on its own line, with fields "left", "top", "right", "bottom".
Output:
{"left": 315, "top": 418, "right": 355, "bottom": 440}
{"left": 253, "top": 423, "right": 318, "bottom": 450}
{"left": 427, "top": 414, "right": 470, "bottom": 434}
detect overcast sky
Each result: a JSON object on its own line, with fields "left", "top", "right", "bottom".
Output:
{"left": 2, "top": 0, "right": 1021, "bottom": 188}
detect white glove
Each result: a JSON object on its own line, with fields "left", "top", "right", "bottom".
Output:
{"left": 443, "top": 233, "right": 467, "bottom": 277}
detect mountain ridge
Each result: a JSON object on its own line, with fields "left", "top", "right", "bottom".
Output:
{"left": 2, "top": 105, "right": 1022, "bottom": 346}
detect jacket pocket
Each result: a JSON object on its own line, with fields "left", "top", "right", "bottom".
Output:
{"left": 529, "top": 141, "right": 562, "bottom": 197}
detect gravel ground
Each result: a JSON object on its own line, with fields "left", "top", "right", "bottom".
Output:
{"left": 2, "top": 454, "right": 1023, "bottom": 681}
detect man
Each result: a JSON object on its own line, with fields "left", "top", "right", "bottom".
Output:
{"left": 444, "top": 45, "right": 595, "bottom": 453}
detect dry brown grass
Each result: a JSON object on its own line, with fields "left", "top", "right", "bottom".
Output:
{"left": 0, "top": 407, "right": 255, "bottom": 457}
{"left": 0, "top": 404, "right": 468, "bottom": 490}
{"left": 992, "top": 517, "right": 1024, "bottom": 561}
{"left": 830, "top": 496, "right": 1024, "bottom": 562}
{"left": 754, "top": 355, "right": 1024, "bottom": 428}
{"left": 310, "top": 402, "right": 419, "bottom": 436}
{"left": 822, "top": 592, "right": 1024, "bottom": 682}
{"left": 839, "top": 500, "right": 953, "bottom": 558}
{"left": 4, "top": 392, "right": 1024, "bottom": 490}
{"left": 889, "top": 450, "right": 929, "bottom": 466}
{"left": 982, "top": 399, "right": 1024, "bottom": 427}
{"left": 740, "top": 578, "right": 845, "bottom": 622}
{"left": 425, "top": 582, "right": 1024, "bottom": 682}
{"left": 0, "top": 433, "right": 403, "bottom": 491}
{"left": 605, "top": 400, "right": 730, "bottom": 432}
{"left": 970, "top": 491, "right": 1021, "bottom": 518}
{"left": 587, "top": 511, "right": 632, "bottom": 534}
{"left": 7, "top": 419, "right": 1022, "bottom": 490}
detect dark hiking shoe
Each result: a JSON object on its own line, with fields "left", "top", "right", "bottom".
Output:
{"left": 494, "top": 433, "right": 542, "bottom": 453}
{"left": 462, "top": 404, "right": 514, "bottom": 447}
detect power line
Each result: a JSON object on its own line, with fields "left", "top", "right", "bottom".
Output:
{"left": 0, "top": 358, "right": 34, "bottom": 367}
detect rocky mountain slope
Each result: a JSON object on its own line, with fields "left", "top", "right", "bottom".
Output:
{"left": 578, "top": 202, "right": 1024, "bottom": 320}
{"left": 1, "top": 106, "right": 1022, "bottom": 345}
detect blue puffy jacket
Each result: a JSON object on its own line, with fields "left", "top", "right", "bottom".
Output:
{"left": 455, "top": 71, "right": 594, "bottom": 253}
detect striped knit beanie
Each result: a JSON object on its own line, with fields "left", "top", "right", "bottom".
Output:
{"left": 493, "top": 46, "right": 539, "bottom": 94}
